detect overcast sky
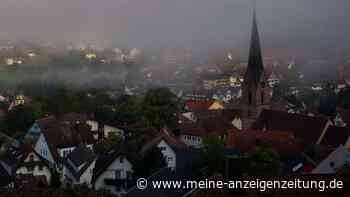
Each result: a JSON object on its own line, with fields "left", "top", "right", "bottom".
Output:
{"left": 0, "top": 0, "right": 349, "bottom": 51}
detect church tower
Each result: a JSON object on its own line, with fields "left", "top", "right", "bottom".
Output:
{"left": 241, "top": 7, "right": 271, "bottom": 128}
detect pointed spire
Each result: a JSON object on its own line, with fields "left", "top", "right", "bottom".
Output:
{"left": 244, "top": 4, "right": 264, "bottom": 85}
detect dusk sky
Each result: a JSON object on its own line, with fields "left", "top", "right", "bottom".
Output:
{"left": 0, "top": 0, "right": 349, "bottom": 50}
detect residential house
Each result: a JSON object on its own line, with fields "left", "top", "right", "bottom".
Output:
{"left": 184, "top": 100, "right": 224, "bottom": 112}
{"left": 86, "top": 120, "right": 125, "bottom": 140}
{"left": 312, "top": 145, "right": 350, "bottom": 174}
{"left": 179, "top": 124, "right": 205, "bottom": 148}
{"left": 62, "top": 145, "right": 96, "bottom": 187}
{"left": 195, "top": 109, "right": 243, "bottom": 129}
{"left": 15, "top": 146, "right": 52, "bottom": 184}
{"left": 126, "top": 167, "right": 196, "bottom": 197}
{"left": 141, "top": 128, "right": 188, "bottom": 169}
{"left": 126, "top": 148, "right": 201, "bottom": 197}
{"left": 34, "top": 121, "right": 94, "bottom": 169}
{"left": 226, "top": 128, "right": 300, "bottom": 156}
{"left": 253, "top": 109, "right": 332, "bottom": 147}
{"left": 8, "top": 94, "right": 31, "bottom": 111}
{"left": 179, "top": 110, "right": 239, "bottom": 148}
{"left": 92, "top": 149, "right": 133, "bottom": 194}
{"left": 26, "top": 116, "right": 58, "bottom": 139}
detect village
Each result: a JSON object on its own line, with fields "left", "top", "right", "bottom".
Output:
{"left": 0, "top": 5, "right": 350, "bottom": 197}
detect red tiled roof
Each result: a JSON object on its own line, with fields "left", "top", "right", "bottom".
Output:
{"left": 141, "top": 128, "right": 188, "bottom": 154}
{"left": 185, "top": 100, "right": 214, "bottom": 112}
{"left": 179, "top": 114, "right": 236, "bottom": 137}
{"left": 179, "top": 123, "right": 207, "bottom": 137}
{"left": 35, "top": 116, "right": 59, "bottom": 129}
{"left": 178, "top": 109, "right": 240, "bottom": 137}
{"left": 226, "top": 128, "right": 300, "bottom": 155}
{"left": 253, "top": 109, "right": 329, "bottom": 146}
{"left": 194, "top": 109, "right": 241, "bottom": 120}
{"left": 41, "top": 122, "right": 94, "bottom": 162}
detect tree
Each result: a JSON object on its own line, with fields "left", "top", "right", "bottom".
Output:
{"left": 114, "top": 95, "right": 142, "bottom": 123}
{"left": 50, "top": 170, "right": 61, "bottom": 188}
{"left": 133, "top": 147, "right": 166, "bottom": 178}
{"left": 95, "top": 132, "right": 122, "bottom": 154}
{"left": 201, "top": 136, "right": 226, "bottom": 176}
{"left": 247, "top": 147, "right": 281, "bottom": 176}
{"left": 6, "top": 105, "right": 37, "bottom": 136}
{"left": 141, "top": 88, "right": 179, "bottom": 130}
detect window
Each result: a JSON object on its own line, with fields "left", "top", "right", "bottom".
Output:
{"left": 115, "top": 170, "right": 121, "bottom": 179}
{"left": 159, "top": 146, "right": 166, "bottom": 151}
{"left": 120, "top": 156, "right": 124, "bottom": 163}
{"left": 167, "top": 157, "right": 173, "bottom": 162}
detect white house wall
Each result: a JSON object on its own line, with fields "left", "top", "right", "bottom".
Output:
{"left": 157, "top": 140, "right": 176, "bottom": 169}
{"left": 94, "top": 157, "right": 133, "bottom": 194}
{"left": 16, "top": 165, "right": 52, "bottom": 184}
{"left": 79, "top": 160, "right": 96, "bottom": 186}
{"left": 180, "top": 135, "right": 202, "bottom": 148}
{"left": 34, "top": 134, "right": 55, "bottom": 165}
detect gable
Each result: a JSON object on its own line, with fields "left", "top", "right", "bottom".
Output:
{"left": 106, "top": 156, "right": 132, "bottom": 171}
{"left": 232, "top": 117, "right": 242, "bottom": 130}
{"left": 34, "top": 134, "right": 56, "bottom": 165}
{"left": 312, "top": 146, "right": 350, "bottom": 174}
{"left": 209, "top": 101, "right": 224, "bottom": 110}
{"left": 157, "top": 140, "right": 176, "bottom": 158}
{"left": 24, "top": 152, "right": 41, "bottom": 163}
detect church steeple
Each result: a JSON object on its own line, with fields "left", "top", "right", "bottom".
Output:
{"left": 244, "top": 6, "right": 264, "bottom": 85}
{"left": 239, "top": 4, "right": 271, "bottom": 129}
